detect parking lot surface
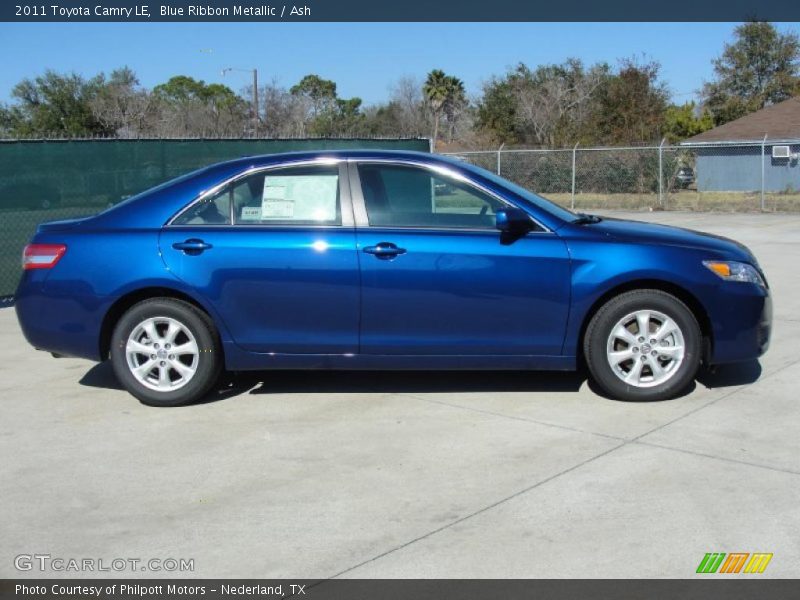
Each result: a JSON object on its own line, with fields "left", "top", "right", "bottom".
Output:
{"left": 1, "top": 211, "right": 799, "bottom": 578}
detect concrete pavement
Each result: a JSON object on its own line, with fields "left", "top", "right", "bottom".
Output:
{"left": 1, "top": 211, "right": 798, "bottom": 578}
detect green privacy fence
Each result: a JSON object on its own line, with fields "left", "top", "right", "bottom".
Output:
{"left": 0, "top": 137, "right": 429, "bottom": 298}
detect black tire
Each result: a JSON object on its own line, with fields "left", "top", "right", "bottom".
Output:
{"left": 584, "top": 289, "right": 701, "bottom": 401}
{"left": 110, "top": 298, "right": 222, "bottom": 407}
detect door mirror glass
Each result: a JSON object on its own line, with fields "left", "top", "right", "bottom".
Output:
{"left": 495, "top": 208, "right": 533, "bottom": 233}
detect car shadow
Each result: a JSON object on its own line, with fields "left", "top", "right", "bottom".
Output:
{"left": 78, "top": 359, "right": 762, "bottom": 405}
{"left": 585, "top": 360, "right": 763, "bottom": 401}
{"left": 228, "top": 368, "right": 586, "bottom": 395}
{"left": 583, "top": 373, "right": 699, "bottom": 402}
{"left": 79, "top": 361, "right": 125, "bottom": 390}
{"left": 696, "top": 359, "right": 762, "bottom": 389}
{"left": 79, "top": 361, "right": 588, "bottom": 402}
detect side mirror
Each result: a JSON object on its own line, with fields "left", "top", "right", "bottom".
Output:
{"left": 495, "top": 208, "right": 533, "bottom": 233}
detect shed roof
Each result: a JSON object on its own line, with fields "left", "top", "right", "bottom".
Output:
{"left": 684, "top": 96, "right": 800, "bottom": 144}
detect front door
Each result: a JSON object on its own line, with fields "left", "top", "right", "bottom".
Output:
{"left": 351, "top": 161, "right": 571, "bottom": 356}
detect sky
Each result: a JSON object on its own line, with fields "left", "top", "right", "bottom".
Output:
{"left": 1, "top": 22, "right": 798, "bottom": 106}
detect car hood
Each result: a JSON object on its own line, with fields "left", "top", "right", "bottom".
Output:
{"left": 588, "top": 217, "right": 755, "bottom": 263}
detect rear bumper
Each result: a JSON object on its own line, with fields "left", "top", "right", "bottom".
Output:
{"left": 15, "top": 271, "right": 107, "bottom": 361}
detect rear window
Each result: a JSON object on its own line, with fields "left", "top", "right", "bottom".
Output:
{"left": 172, "top": 164, "right": 342, "bottom": 227}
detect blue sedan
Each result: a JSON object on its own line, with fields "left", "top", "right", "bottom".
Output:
{"left": 15, "top": 151, "right": 771, "bottom": 406}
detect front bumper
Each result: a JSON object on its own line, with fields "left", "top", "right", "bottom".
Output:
{"left": 708, "top": 284, "right": 771, "bottom": 365}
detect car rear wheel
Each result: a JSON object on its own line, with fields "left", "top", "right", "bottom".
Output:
{"left": 584, "top": 290, "right": 701, "bottom": 401}
{"left": 110, "top": 298, "right": 221, "bottom": 407}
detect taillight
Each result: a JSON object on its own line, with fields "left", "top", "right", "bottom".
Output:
{"left": 22, "top": 244, "right": 67, "bottom": 270}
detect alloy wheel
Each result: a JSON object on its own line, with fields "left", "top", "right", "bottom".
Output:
{"left": 125, "top": 316, "right": 199, "bottom": 392}
{"left": 605, "top": 309, "right": 685, "bottom": 388}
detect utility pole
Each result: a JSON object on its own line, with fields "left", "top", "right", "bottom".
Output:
{"left": 571, "top": 142, "right": 579, "bottom": 210}
{"left": 761, "top": 133, "right": 768, "bottom": 211}
{"left": 252, "top": 69, "right": 258, "bottom": 138}
{"left": 223, "top": 67, "right": 259, "bottom": 137}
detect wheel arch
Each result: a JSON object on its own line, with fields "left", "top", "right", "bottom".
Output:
{"left": 577, "top": 279, "right": 713, "bottom": 367}
{"left": 99, "top": 286, "right": 222, "bottom": 360}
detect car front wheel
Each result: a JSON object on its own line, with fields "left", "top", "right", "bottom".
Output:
{"left": 584, "top": 290, "right": 701, "bottom": 401}
{"left": 110, "top": 298, "right": 222, "bottom": 407}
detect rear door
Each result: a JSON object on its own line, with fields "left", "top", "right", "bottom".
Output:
{"left": 350, "top": 160, "right": 571, "bottom": 356}
{"left": 160, "top": 161, "right": 360, "bottom": 354}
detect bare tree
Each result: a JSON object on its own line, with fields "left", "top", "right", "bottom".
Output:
{"left": 90, "top": 67, "right": 160, "bottom": 137}
{"left": 511, "top": 60, "right": 607, "bottom": 147}
{"left": 255, "top": 79, "right": 312, "bottom": 137}
{"left": 388, "top": 76, "right": 429, "bottom": 136}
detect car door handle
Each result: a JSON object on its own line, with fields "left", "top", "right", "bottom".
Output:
{"left": 363, "top": 243, "right": 406, "bottom": 259}
{"left": 172, "top": 239, "right": 212, "bottom": 254}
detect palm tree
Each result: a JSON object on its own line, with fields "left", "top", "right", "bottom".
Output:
{"left": 443, "top": 76, "right": 466, "bottom": 143}
{"left": 423, "top": 70, "right": 450, "bottom": 149}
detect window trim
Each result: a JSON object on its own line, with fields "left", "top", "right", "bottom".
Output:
{"left": 346, "top": 159, "right": 551, "bottom": 233}
{"left": 166, "top": 159, "right": 354, "bottom": 228}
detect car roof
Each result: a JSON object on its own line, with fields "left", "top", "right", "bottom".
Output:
{"left": 93, "top": 150, "right": 461, "bottom": 227}
{"left": 207, "top": 149, "right": 461, "bottom": 171}
{"left": 91, "top": 149, "right": 571, "bottom": 231}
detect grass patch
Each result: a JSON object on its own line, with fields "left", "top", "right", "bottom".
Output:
{"left": 436, "top": 188, "right": 800, "bottom": 213}
{"left": 543, "top": 191, "right": 800, "bottom": 212}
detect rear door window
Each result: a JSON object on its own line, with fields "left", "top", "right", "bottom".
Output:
{"left": 233, "top": 165, "right": 341, "bottom": 226}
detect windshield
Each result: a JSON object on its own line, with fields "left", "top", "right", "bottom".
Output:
{"left": 456, "top": 160, "right": 577, "bottom": 224}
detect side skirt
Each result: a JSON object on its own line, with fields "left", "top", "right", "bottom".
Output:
{"left": 223, "top": 342, "right": 576, "bottom": 371}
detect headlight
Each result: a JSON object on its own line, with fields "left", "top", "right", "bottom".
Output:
{"left": 703, "top": 260, "right": 766, "bottom": 287}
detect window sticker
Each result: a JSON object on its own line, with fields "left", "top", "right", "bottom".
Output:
{"left": 262, "top": 175, "right": 338, "bottom": 221}
{"left": 262, "top": 183, "right": 294, "bottom": 218}
{"left": 240, "top": 206, "right": 262, "bottom": 221}
{"left": 265, "top": 184, "right": 287, "bottom": 200}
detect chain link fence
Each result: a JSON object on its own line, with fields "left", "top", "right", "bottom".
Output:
{"left": 2, "top": 137, "right": 797, "bottom": 300}
{"left": 445, "top": 140, "right": 800, "bottom": 213}
{"left": 0, "top": 136, "right": 429, "bottom": 299}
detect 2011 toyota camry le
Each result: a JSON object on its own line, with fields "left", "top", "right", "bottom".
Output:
{"left": 15, "top": 150, "right": 771, "bottom": 406}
